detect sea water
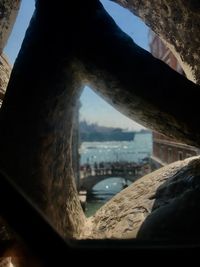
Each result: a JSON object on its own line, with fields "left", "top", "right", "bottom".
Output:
{"left": 80, "top": 132, "right": 152, "bottom": 165}
{"left": 79, "top": 132, "right": 152, "bottom": 217}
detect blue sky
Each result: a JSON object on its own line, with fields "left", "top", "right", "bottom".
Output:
{"left": 4, "top": 0, "right": 150, "bottom": 131}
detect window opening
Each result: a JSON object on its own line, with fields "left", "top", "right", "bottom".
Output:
{"left": 77, "top": 87, "right": 152, "bottom": 216}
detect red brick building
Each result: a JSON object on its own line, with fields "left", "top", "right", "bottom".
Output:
{"left": 149, "top": 32, "right": 200, "bottom": 168}
{"left": 149, "top": 32, "right": 183, "bottom": 74}
{"left": 152, "top": 132, "right": 199, "bottom": 168}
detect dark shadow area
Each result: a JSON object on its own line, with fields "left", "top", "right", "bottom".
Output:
{"left": 1, "top": 169, "right": 200, "bottom": 264}
{"left": 137, "top": 160, "right": 200, "bottom": 241}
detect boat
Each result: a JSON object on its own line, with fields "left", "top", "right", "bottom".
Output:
{"left": 80, "top": 128, "right": 135, "bottom": 142}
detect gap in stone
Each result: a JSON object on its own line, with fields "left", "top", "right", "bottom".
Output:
{"left": 3, "top": 0, "right": 35, "bottom": 65}
{"left": 75, "top": 0, "right": 153, "bottom": 216}
{"left": 1, "top": 0, "right": 198, "bottom": 223}
{"left": 100, "top": 0, "right": 150, "bottom": 52}
{"left": 148, "top": 31, "right": 200, "bottom": 171}
{"left": 75, "top": 1, "right": 200, "bottom": 216}
{"left": 77, "top": 87, "right": 153, "bottom": 216}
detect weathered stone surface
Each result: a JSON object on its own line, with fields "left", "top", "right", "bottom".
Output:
{"left": 0, "top": 257, "right": 12, "bottom": 267}
{"left": 1, "top": 0, "right": 200, "bottom": 245}
{"left": 111, "top": 0, "right": 200, "bottom": 83}
{"left": 137, "top": 157, "right": 200, "bottom": 240}
{"left": 0, "top": 0, "right": 21, "bottom": 53}
{"left": 84, "top": 156, "right": 200, "bottom": 239}
{"left": 0, "top": 217, "right": 14, "bottom": 242}
{"left": 77, "top": 1, "right": 200, "bottom": 148}
{"left": 0, "top": 4, "right": 86, "bottom": 238}
{"left": 0, "top": 53, "right": 11, "bottom": 104}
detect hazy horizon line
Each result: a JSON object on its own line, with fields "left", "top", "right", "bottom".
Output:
{"left": 79, "top": 119, "right": 148, "bottom": 132}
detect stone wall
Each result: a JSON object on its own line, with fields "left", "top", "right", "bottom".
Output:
{"left": 112, "top": 0, "right": 200, "bottom": 83}
{"left": 0, "top": 0, "right": 21, "bottom": 53}
{"left": 0, "top": 54, "right": 11, "bottom": 106}
{"left": 0, "top": 0, "right": 200, "bottom": 250}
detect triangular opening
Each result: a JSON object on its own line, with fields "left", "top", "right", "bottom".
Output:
{"left": 76, "top": 86, "right": 152, "bottom": 217}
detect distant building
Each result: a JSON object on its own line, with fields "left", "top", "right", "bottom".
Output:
{"left": 152, "top": 132, "right": 200, "bottom": 169}
{"left": 149, "top": 31, "right": 200, "bottom": 169}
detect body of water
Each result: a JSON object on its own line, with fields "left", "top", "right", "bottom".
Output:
{"left": 80, "top": 132, "right": 152, "bottom": 165}
{"left": 79, "top": 132, "right": 152, "bottom": 217}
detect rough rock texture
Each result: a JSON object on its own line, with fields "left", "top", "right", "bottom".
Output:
{"left": 111, "top": 0, "right": 200, "bottom": 83}
{"left": 0, "top": 0, "right": 200, "bottom": 245}
{"left": 0, "top": 53, "right": 11, "bottom": 104}
{"left": 85, "top": 156, "right": 200, "bottom": 239}
{"left": 78, "top": 1, "right": 200, "bottom": 148}
{"left": 0, "top": 257, "right": 12, "bottom": 267}
{"left": 0, "top": 217, "right": 14, "bottom": 243}
{"left": 0, "top": 0, "right": 21, "bottom": 53}
{"left": 0, "top": 5, "right": 86, "bottom": 239}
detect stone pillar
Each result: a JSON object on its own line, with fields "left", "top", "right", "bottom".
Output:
{"left": 0, "top": 6, "right": 85, "bottom": 238}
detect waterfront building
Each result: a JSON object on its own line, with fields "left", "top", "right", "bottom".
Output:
{"left": 152, "top": 131, "right": 200, "bottom": 169}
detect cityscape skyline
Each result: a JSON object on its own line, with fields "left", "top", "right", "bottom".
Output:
{"left": 4, "top": 0, "right": 150, "bottom": 131}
